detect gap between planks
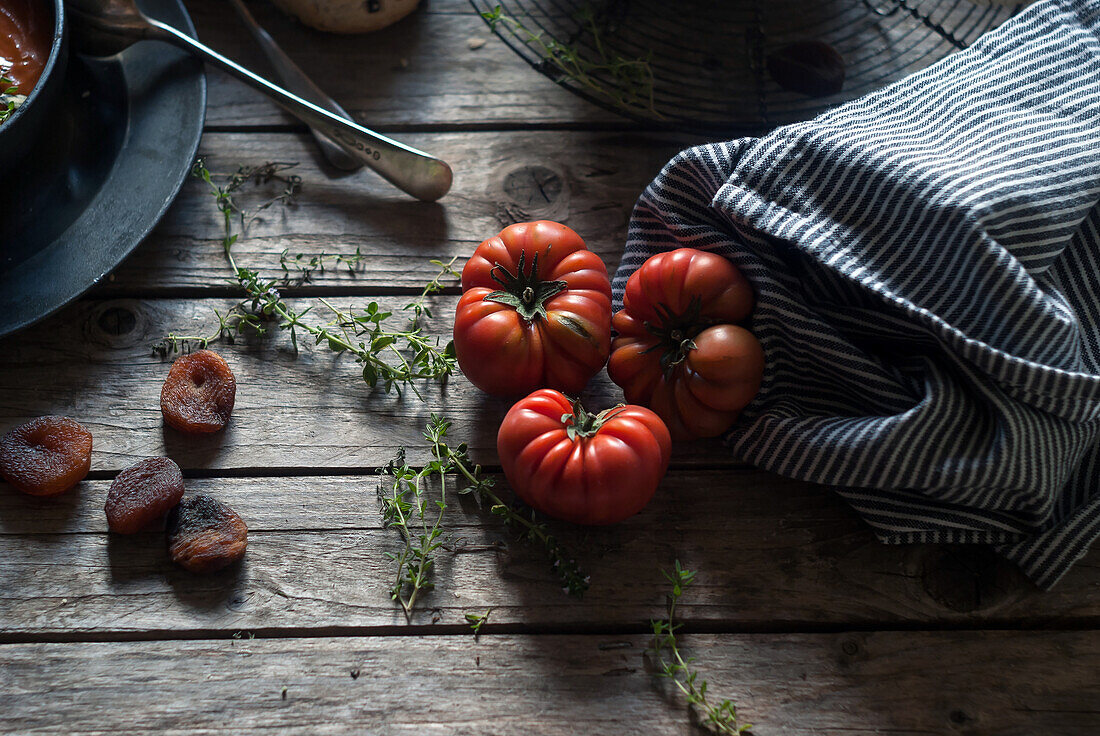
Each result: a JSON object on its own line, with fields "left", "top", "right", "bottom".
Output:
{"left": 4, "top": 619, "right": 1100, "bottom": 647}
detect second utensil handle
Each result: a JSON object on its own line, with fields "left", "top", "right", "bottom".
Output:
{"left": 226, "top": 0, "right": 361, "bottom": 171}
{"left": 150, "top": 19, "right": 452, "bottom": 201}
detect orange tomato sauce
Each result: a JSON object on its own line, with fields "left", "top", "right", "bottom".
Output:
{"left": 0, "top": 0, "right": 50, "bottom": 94}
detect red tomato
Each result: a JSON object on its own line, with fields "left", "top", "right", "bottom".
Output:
{"left": 497, "top": 389, "right": 671, "bottom": 525}
{"left": 608, "top": 248, "right": 763, "bottom": 440}
{"left": 454, "top": 221, "right": 612, "bottom": 397}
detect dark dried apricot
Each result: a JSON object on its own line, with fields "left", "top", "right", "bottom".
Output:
{"left": 105, "top": 457, "right": 185, "bottom": 534}
{"left": 0, "top": 416, "right": 92, "bottom": 496}
{"left": 167, "top": 494, "right": 248, "bottom": 573}
{"left": 160, "top": 349, "right": 237, "bottom": 434}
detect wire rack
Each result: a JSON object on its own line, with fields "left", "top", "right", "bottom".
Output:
{"left": 470, "top": 0, "right": 1028, "bottom": 133}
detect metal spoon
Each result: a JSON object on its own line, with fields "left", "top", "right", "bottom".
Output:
{"left": 67, "top": 0, "right": 451, "bottom": 201}
{"left": 226, "top": 0, "right": 361, "bottom": 172}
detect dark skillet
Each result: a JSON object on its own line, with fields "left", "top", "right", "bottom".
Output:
{"left": 0, "top": 0, "right": 205, "bottom": 339}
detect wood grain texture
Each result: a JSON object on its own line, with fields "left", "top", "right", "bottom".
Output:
{"left": 3, "top": 631, "right": 1098, "bottom": 734}
{"left": 2, "top": 0, "right": 1094, "bottom": 731}
{"left": 0, "top": 296, "right": 734, "bottom": 471}
{"left": 2, "top": 471, "right": 1096, "bottom": 634}
{"left": 189, "top": 0, "right": 628, "bottom": 129}
{"left": 101, "top": 130, "right": 689, "bottom": 294}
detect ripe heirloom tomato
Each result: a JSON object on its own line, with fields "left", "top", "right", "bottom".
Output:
{"left": 454, "top": 221, "right": 612, "bottom": 397}
{"left": 608, "top": 248, "right": 764, "bottom": 441}
{"left": 497, "top": 389, "right": 671, "bottom": 525}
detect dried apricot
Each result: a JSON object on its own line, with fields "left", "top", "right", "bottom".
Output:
{"left": 167, "top": 494, "right": 248, "bottom": 573}
{"left": 105, "top": 457, "right": 185, "bottom": 534}
{"left": 0, "top": 416, "right": 92, "bottom": 496}
{"left": 160, "top": 349, "right": 236, "bottom": 434}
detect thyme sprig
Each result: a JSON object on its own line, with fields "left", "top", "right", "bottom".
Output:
{"left": 379, "top": 415, "right": 455, "bottom": 620}
{"left": 279, "top": 247, "right": 366, "bottom": 284}
{"left": 193, "top": 159, "right": 302, "bottom": 252}
{"left": 407, "top": 257, "right": 462, "bottom": 324}
{"left": 153, "top": 160, "right": 305, "bottom": 355}
{"left": 318, "top": 297, "right": 457, "bottom": 397}
{"left": 481, "top": 5, "right": 659, "bottom": 117}
{"left": 155, "top": 161, "right": 458, "bottom": 395}
{"left": 465, "top": 609, "right": 492, "bottom": 639}
{"left": 649, "top": 561, "right": 751, "bottom": 734}
{"left": 380, "top": 416, "right": 589, "bottom": 619}
{"left": 444, "top": 432, "right": 589, "bottom": 597}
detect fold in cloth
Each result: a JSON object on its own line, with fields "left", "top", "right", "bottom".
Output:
{"left": 613, "top": 0, "right": 1100, "bottom": 588}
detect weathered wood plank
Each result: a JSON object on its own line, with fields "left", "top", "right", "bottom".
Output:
{"left": 187, "top": 0, "right": 627, "bottom": 129}
{"left": 2, "top": 471, "right": 1096, "bottom": 634}
{"left": 187, "top": 0, "right": 990, "bottom": 134}
{"left": 2, "top": 631, "right": 1098, "bottom": 734}
{"left": 101, "top": 130, "right": 688, "bottom": 293}
{"left": 0, "top": 296, "right": 732, "bottom": 471}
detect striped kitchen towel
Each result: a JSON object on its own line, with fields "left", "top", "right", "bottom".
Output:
{"left": 613, "top": 0, "right": 1100, "bottom": 588}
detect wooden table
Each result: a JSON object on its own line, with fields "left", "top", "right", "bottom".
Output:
{"left": 2, "top": 2, "right": 1098, "bottom": 733}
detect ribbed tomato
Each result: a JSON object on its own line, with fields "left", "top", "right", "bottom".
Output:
{"left": 497, "top": 389, "right": 671, "bottom": 525}
{"left": 608, "top": 248, "right": 763, "bottom": 440}
{"left": 454, "top": 221, "right": 612, "bottom": 397}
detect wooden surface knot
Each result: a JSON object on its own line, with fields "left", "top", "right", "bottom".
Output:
{"left": 96, "top": 306, "right": 137, "bottom": 336}
{"left": 495, "top": 165, "right": 568, "bottom": 226}
{"left": 503, "top": 166, "right": 563, "bottom": 208}
{"left": 86, "top": 302, "right": 146, "bottom": 349}
{"left": 919, "top": 547, "right": 1025, "bottom": 613}
{"left": 949, "top": 708, "right": 973, "bottom": 726}
{"left": 837, "top": 634, "right": 867, "bottom": 669}
{"left": 226, "top": 591, "right": 252, "bottom": 612}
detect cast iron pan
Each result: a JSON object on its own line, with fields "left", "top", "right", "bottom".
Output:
{"left": 0, "top": 0, "right": 206, "bottom": 339}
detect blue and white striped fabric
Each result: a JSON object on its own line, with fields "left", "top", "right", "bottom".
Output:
{"left": 613, "top": 0, "right": 1100, "bottom": 588}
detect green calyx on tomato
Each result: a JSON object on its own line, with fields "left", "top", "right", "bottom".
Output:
{"left": 642, "top": 297, "right": 710, "bottom": 374}
{"left": 484, "top": 250, "right": 568, "bottom": 323}
{"left": 561, "top": 400, "right": 625, "bottom": 441}
{"left": 454, "top": 220, "right": 612, "bottom": 397}
{"left": 497, "top": 388, "right": 672, "bottom": 526}
{"left": 607, "top": 248, "right": 763, "bottom": 441}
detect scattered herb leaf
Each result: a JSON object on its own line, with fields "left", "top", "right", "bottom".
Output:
{"left": 279, "top": 247, "right": 367, "bottom": 284}
{"left": 648, "top": 561, "right": 751, "bottom": 734}
{"left": 465, "top": 608, "right": 492, "bottom": 639}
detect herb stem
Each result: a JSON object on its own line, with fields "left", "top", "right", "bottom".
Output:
{"left": 442, "top": 439, "right": 589, "bottom": 597}
{"left": 159, "top": 161, "right": 458, "bottom": 393}
{"left": 649, "top": 561, "right": 750, "bottom": 734}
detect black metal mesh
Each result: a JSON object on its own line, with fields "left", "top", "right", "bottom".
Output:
{"left": 470, "top": 0, "right": 1027, "bottom": 133}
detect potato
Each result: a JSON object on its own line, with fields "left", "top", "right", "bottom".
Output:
{"left": 269, "top": 0, "right": 421, "bottom": 33}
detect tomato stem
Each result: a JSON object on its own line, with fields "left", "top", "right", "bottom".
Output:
{"left": 484, "top": 250, "right": 568, "bottom": 323}
{"left": 563, "top": 399, "right": 625, "bottom": 441}
{"left": 643, "top": 298, "right": 707, "bottom": 374}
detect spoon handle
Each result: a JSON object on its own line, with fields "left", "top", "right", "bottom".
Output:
{"left": 225, "top": 0, "right": 362, "bottom": 172}
{"left": 147, "top": 18, "right": 451, "bottom": 201}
